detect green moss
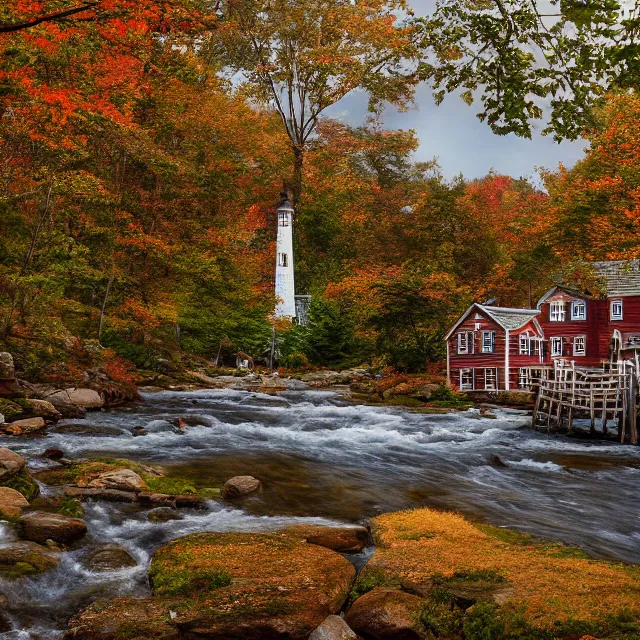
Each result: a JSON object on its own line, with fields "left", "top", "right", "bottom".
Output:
{"left": 419, "top": 601, "right": 465, "bottom": 639}
{"left": 0, "top": 399, "right": 24, "bottom": 420}
{"left": 397, "top": 531, "right": 435, "bottom": 541}
{"left": 150, "top": 565, "right": 231, "bottom": 596}
{"left": 57, "top": 496, "right": 84, "bottom": 518}
{"left": 349, "top": 566, "right": 393, "bottom": 602}
{"left": 0, "top": 468, "right": 39, "bottom": 501}
{"left": 476, "top": 524, "right": 540, "bottom": 546}
{"left": 142, "top": 475, "right": 197, "bottom": 496}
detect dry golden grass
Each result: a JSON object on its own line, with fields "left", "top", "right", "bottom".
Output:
{"left": 371, "top": 508, "right": 640, "bottom": 625}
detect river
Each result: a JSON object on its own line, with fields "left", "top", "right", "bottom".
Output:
{"left": 1, "top": 387, "right": 640, "bottom": 638}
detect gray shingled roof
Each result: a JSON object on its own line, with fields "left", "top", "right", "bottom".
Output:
{"left": 477, "top": 305, "right": 540, "bottom": 331}
{"left": 593, "top": 261, "right": 640, "bottom": 297}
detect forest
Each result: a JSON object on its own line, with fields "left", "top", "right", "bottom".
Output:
{"left": 1, "top": 0, "right": 640, "bottom": 381}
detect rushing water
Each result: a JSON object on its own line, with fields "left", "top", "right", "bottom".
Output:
{"left": 2, "top": 387, "right": 640, "bottom": 638}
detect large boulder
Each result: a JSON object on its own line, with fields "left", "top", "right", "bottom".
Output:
{"left": 85, "top": 545, "right": 137, "bottom": 572}
{"left": 0, "top": 352, "right": 20, "bottom": 396}
{"left": 345, "top": 588, "right": 426, "bottom": 640}
{"left": 27, "top": 385, "right": 85, "bottom": 419}
{"left": 0, "top": 486, "right": 30, "bottom": 516}
{"left": 309, "top": 615, "right": 358, "bottom": 640}
{"left": 0, "top": 541, "right": 59, "bottom": 577}
{"left": 21, "top": 511, "right": 87, "bottom": 545}
{"left": 25, "top": 398, "right": 61, "bottom": 420}
{"left": 65, "top": 388, "right": 104, "bottom": 409}
{"left": 65, "top": 487, "right": 138, "bottom": 503}
{"left": 221, "top": 475, "right": 262, "bottom": 499}
{"left": 67, "top": 531, "right": 356, "bottom": 640}
{"left": 87, "top": 469, "right": 148, "bottom": 493}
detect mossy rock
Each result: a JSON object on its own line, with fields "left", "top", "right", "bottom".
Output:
{"left": 68, "top": 531, "right": 356, "bottom": 639}
{"left": 0, "top": 398, "right": 25, "bottom": 421}
{"left": 0, "top": 467, "right": 39, "bottom": 501}
{"left": 0, "top": 542, "right": 59, "bottom": 578}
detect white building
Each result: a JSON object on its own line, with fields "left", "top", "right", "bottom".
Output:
{"left": 274, "top": 191, "right": 296, "bottom": 319}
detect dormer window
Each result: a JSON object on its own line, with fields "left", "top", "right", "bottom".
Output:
{"left": 550, "top": 301, "right": 566, "bottom": 322}
{"left": 611, "top": 300, "right": 623, "bottom": 321}
{"left": 571, "top": 299, "right": 586, "bottom": 321}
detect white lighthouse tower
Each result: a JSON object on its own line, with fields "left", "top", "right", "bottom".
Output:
{"left": 274, "top": 191, "right": 296, "bottom": 319}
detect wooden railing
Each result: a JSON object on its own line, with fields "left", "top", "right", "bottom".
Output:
{"left": 531, "top": 360, "right": 639, "bottom": 444}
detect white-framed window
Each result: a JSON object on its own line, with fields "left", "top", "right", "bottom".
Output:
{"left": 530, "top": 339, "right": 541, "bottom": 356}
{"left": 460, "top": 368, "right": 474, "bottom": 391}
{"left": 573, "top": 335, "right": 586, "bottom": 356}
{"left": 482, "top": 331, "right": 496, "bottom": 353}
{"left": 549, "top": 301, "right": 566, "bottom": 322}
{"left": 484, "top": 368, "right": 498, "bottom": 390}
{"left": 611, "top": 300, "right": 623, "bottom": 321}
{"left": 519, "top": 334, "right": 530, "bottom": 355}
{"left": 457, "top": 331, "right": 474, "bottom": 355}
{"left": 278, "top": 212, "right": 289, "bottom": 227}
{"left": 571, "top": 299, "right": 587, "bottom": 320}
{"left": 278, "top": 253, "right": 288, "bottom": 267}
{"left": 518, "top": 368, "right": 529, "bottom": 389}
{"left": 551, "top": 337, "right": 563, "bottom": 357}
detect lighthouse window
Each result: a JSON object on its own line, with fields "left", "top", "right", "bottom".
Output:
{"left": 278, "top": 212, "right": 289, "bottom": 227}
{"left": 278, "top": 253, "right": 288, "bottom": 267}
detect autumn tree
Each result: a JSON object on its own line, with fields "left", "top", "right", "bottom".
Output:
{"left": 210, "top": 0, "right": 420, "bottom": 199}
{"left": 415, "top": 0, "right": 640, "bottom": 140}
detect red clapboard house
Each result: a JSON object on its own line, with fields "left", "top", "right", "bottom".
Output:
{"left": 446, "top": 261, "right": 640, "bottom": 392}
{"left": 445, "top": 303, "right": 544, "bottom": 392}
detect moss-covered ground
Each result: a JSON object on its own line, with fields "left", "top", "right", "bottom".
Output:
{"left": 355, "top": 508, "right": 640, "bottom": 639}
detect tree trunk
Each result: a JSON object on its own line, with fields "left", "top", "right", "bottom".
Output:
{"left": 98, "top": 270, "right": 114, "bottom": 342}
{"left": 292, "top": 145, "right": 304, "bottom": 204}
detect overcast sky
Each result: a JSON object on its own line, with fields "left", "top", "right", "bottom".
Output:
{"left": 325, "top": 0, "right": 589, "bottom": 183}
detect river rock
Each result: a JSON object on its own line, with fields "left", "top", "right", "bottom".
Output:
{"left": 43, "top": 448, "right": 65, "bottom": 461}
{"left": 0, "top": 486, "right": 30, "bottom": 516}
{"left": 67, "top": 531, "right": 356, "bottom": 640}
{"left": 0, "top": 447, "right": 25, "bottom": 476}
{"left": 88, "top": 469, "right": 148, "bottom": 493}
{"left": 65, "top": 388, "right": 104, "bottom": 409}
{"left": 0, "top": 541, "right": 59, "bottom": 577}
{"left": 345, "top": 588, "right": 425, "bottom": 640}
{"left": 221, "top": 475, "right": 262, "bottom": 499}
{"left": 309, "top": 615, "right": 358, "bottom": 640}
{"left": 147, "top": 508, "right": 184, "bottom": 523}
{"left": 25, "top": 398, "right": 61, "bottom": 420}
{"left": 50, "top": 422, "right": 121, "bottom": 436}
{"left": 301, "top": 526, "right": 369, "bottom": 554}
{"left": 65, "top": 487, "right": 138, "bottom": 503}
{"left": 85, "top": 545, "right": 137, "bottom": 572}
{"left": 3, "top": 417, "right": 46, "bottom": 433}
{"left": 131, "top": 426, "right": 148, "bottom": 436}
{"left": 25, "top": 384, "right": 86, "bottom": 419}
{"left": 21, "top": 511, "right": 87, "bottom": 545}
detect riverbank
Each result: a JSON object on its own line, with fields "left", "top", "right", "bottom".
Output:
{"left": 64, "top": 506, "right": 640, "bottom": 639}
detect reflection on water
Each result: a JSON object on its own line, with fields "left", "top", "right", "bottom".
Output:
{"left": 1, "top": 388, "right": 640, "bottom": 637}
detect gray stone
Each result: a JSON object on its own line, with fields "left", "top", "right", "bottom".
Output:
{"left": 0, "top": 352, "right": 14, "bottom": 380}
{"left": 309, "top": 615, "right": 357, "bottom": 640}
{"left": 147, "top": 508, "right": 184, "bottom": 523}
{"left": 64, "top": 388, "right": 104, "bottom": 409}
{"left": 65, "top": 487, "right": 138, "bottom": 503}
{"left": 88, "top": 469, "right": 148, "bottom": 492}
{"left": 0, "top": 541, "right": 59, "bottom": 577}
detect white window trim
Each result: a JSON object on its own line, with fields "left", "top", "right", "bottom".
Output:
{"left": 550, "top": 301, "right": 566, "bottom": 322}
{"left": 278, "top": 253, "right": 288, "bottom": 267}
{"left": 519, "top": 333, "right": 530, "bottom": 355}
{"left": 611, "top": 300, "right": 623, "bottom": 321}
{"left": 460, "top": 368, "right": 474, "bottom": 391}
{"left": 457, "top": 331, "right": 474, "bottom": 355}
{"left": 551, "top": 337, "right": 563, "bottom": 357}
{"left": 573, "top": 335, "right": 586, "bottom": 356}
{"left": 482, "top": 331, "right": 495, "bottom": 353}
{"left": 484, "top": 368, "right": 498, "bottom": 391}
{"left": 278, "top": 212, "right": 290, "bottom": 227}
{"left": 571, "top": 299, "right": 587, "bottom": 321}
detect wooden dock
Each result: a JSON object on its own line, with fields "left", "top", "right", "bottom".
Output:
{"left": 531, "top": 361, "right": 639, "bottom": 444}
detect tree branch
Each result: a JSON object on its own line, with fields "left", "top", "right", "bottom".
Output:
{"left": 0, "top": 1, "right": 102, "bottom": 33}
